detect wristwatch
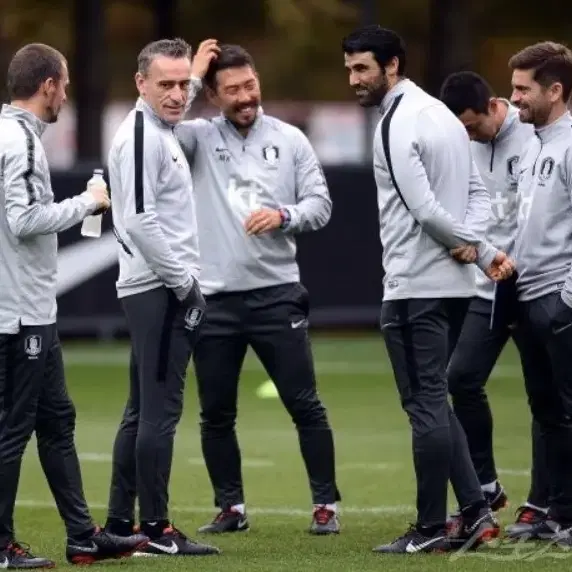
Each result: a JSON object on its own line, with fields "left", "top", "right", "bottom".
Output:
{"left": 279, "top": 208, "right": 291, "bottom": 229}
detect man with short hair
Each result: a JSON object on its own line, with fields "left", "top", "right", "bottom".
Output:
{"left": 341, "top": 25, "right": 515, "bottom": 553}
{"left": 440, "top": 71, "right": 550, "bottom": 535}
{"left": 0, "top": 42, "right": 147, "bottom": 568}
{"left": 507, "top": 41, "right": 572, "bottom": 545}
{"left": 103, "top": 38, "right": 220, "bottom": 556}
{"left": 176, "top": 42, "right": 341, "bottom": 536}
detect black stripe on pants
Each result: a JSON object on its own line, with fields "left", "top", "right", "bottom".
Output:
{"left": 107, "top": 283, "right": 204, "bottom": 522}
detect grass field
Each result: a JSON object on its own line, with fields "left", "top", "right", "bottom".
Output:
{"left": 14, "top": 333, "right": 568, "bottom": 570}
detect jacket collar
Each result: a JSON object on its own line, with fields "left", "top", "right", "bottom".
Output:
{"left": 535, "top": 110, "right": 572, "bottom": 143}
{"left": 1, "top": 104, "right": 48, "bottom": 137}
{"left": 135, "top": 97, "right": 176, "bottom": 130}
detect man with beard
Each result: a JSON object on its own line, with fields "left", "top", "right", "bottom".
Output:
{"left": 0, "top": 43, "right": 147, "bottom": 567}
{"left": 440, "top": 71, "right": 550, "bottom": 537}
{"left": 176, "top": 43, "right": 341, "bottom": 536}
{"left": 103, "top": 38, "right": 220, "bottom": 557}
{"left": 341, "top": 25, "right": 515, "bottom": 554}
{"left": 507, "top": 41, "right": 572, "bottom": 546}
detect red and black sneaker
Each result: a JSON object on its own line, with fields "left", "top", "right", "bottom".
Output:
{"left": 309, "top": 506, "right": 340, "bottom": 535}
{"left": 0, "top": 542, "right": 55, "bottom": 569}
{"left": 66, "top": 526, "right": 148, "bottom": 565}
{"left": 197, "top": 510, "right": 249, "bottom": 534}
{"left": 505, "top": 505, "right": 548, "bottom": 539}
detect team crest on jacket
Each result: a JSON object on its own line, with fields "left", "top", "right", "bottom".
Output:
{"left": 184, "top": 307, "right": 204, "bottom": 331}
{"left": 24, "top": 334, "right": 42, "bottom": 358}
{"left": 262, "top": 145, "right": 279, "bottom": 166}
{"left": 539, "top": 157, "right": 555, "bottom": 182}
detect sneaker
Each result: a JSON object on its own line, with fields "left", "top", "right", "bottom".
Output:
{"left": 197, "top": 510, "right": 249, "bottom": 534}
{"left": 505, "top": 505, "right": 547, "bottom": 538}
{"left": 506, "top": 518, "right": 562, "bottom": 541}
{"left": 483, "top": 482, "right": 509, "bottom": 512}
{"left": 373, "top": 524, "right": 451, "bottom": 554}
{"left": 446, "top": 511, "right": 462, "bottom": 537}
{"left": 66, "top": 526, "right": 148, "bottom": 565}
{"left": 0, "top": 542, "right": 55, "bottom": 569}
{"left": 309, "top": 506, "right": 340, "bottom": 535}
{"left": 134, "top": 525, "right": 220, "bottom": 556}
{"left": 449, "top": 507, "right": 500, "bottom": 550}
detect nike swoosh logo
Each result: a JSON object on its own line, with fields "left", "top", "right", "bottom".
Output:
{"left": 148, "top": 540, "right": 178, "bottom": 554}
{"left": 57, "top": 230, "right": 118, "bottom": 296}
{"left": 405, "top": 537, "right": 442, "bottom": 553}
{"left": 237, "top": 519, "right": 248, "bottom": 529}
{"left": 291, "top": 319, "right": 307, "bottom": 329}
{"left": 553, "top": 322, "right": 572, "bottom": 335}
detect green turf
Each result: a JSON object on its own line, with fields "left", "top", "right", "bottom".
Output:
{"left": 15, "top": 333, "right": 567, "bottom": 569}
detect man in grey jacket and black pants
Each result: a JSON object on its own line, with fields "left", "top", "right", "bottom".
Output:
{"left": 0, "top": 43, "right": 147, "bottom": 568}
{"left": 342, "top": 26, "right": 515, "bottom": 554}
{"left": 176, "top": 43, "right": 341, "bottom": 536}
{"left": 104, "top": 38, "right": 220, "bottom": 557}
{"left": 508, "top": 41, "right": 572, "bottom": 547}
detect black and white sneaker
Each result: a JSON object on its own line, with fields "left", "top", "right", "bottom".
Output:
{"left": 134, "top": 525, "right": 220, "bottom": 556}
{"left": 373, "top": 525, "right": 451, "bottom": 554}
{"left": 66, "top": 526, "right": 148, "bottom": 564}
{"left": 198, "top": 510, "right": 249, "bottom": 534}
{"left": 0, "top": 542, "right": 55, "bottom": 569}
{"left": 506, "top": 518, "right": 565, "bottom": 541}
{"left": 483, "top": 482, "right": 509, "bottom": 512}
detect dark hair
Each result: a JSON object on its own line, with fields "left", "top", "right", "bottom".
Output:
{"left": 204, "top": 44, "right": 255, "bottom": 89}
{"left": 341, "top": 25, "right": 406, "bottom": 75}
{"left": 509, "top": 41, "right": 572, "bottom": 102}
{"left": 137, "top": 38, "right": 191, "bottom": 76}
{"left": 7, "top": 43, "right": 65, "bottom": 100}
{"left": 439, "top": 71, "right": 494, "bottom": 116}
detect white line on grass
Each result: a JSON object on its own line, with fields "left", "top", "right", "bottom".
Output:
{"left": 498, "top": 468, "right": 530, "bottom": 477}
{"left": 76, "top": 454, "right": 531, "bottom": 477}
{"left": 15, "top": 499, "right": 415, "bottom": 516}
{"left": 188, "top": 457, "right": 274, "bottom": 468}
{"left": 62, "top": 350, "right": 523, "bottom": 378}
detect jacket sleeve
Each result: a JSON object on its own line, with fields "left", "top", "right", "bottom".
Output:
{"left": 114, "top": 115, "right": 194, "bottom": 300}
{"left": 281, "top": 129, "right": 332, "bottom": 233}
{"left": 375, "top": 107, "right": 497, "bottom": 270}
{"left": 464, "top": 155, "right": 492, "bottom": 240}
{"left": 3, "top": 130, "right": 97, "bottom": 238}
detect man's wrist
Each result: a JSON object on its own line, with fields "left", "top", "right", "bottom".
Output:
{"left": 278, "top": 207, "right": 291, "bottom": 229}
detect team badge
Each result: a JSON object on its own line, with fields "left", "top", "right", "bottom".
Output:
{"left": 184, "top": 307, "right": 204, "bottom": 331}
{"left": 262, "top": 145, "right": 279, "bottom": 167}
{"left": 24, "top": 334, "right": 42, "bottom": 358}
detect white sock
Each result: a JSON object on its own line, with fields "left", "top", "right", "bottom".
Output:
{"left": 481, "top": 481, "right": 497, "bottom": 493}
{"left": 231, "top": 504, "right": 245, "bottom": 515}
{"left": 314, "top": 503, "right": 337, "bottom": 513}
{"left": 524, "top": 502, "right": 548, "bottom": 513}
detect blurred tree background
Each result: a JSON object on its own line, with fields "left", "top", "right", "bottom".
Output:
{"left": 2, "top": 0, "right": 572, "bottom": 101}
{"left": 2, "top": 0, "right": 572, "bottom": 162}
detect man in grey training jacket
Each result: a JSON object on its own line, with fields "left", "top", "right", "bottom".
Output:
{"left": 440, "top": 71, "right": 550, "bottom": 536}
{"left": 342, "top": 25, "right": 515, "bottom": 554}
{"left": 0, "top": 43, "right": 147, "bottom": 568}
{"left": 176, "top": 43, "right": 341, "bottom": 535}
{"left": 104, "top": 38, "right": 220, "bottom": 557}
{"left": 508, "top": 41, "right": 572, "bottom": 546}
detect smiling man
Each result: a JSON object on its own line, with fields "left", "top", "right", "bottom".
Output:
{"left": 507, "top": 41, "right": 572, "bottom": 546}
{"left": 103, "top": 38, "right": 220, "bottom": 557}
{"left": 341, "top": 25, "right": 516, "bottom": 554}
{"left": 175, "top": 43, "right": 341, "bottom": 536}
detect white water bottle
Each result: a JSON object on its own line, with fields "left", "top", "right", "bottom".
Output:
{"left": 81, "top": 168, "right": 106, "bottom": 238}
